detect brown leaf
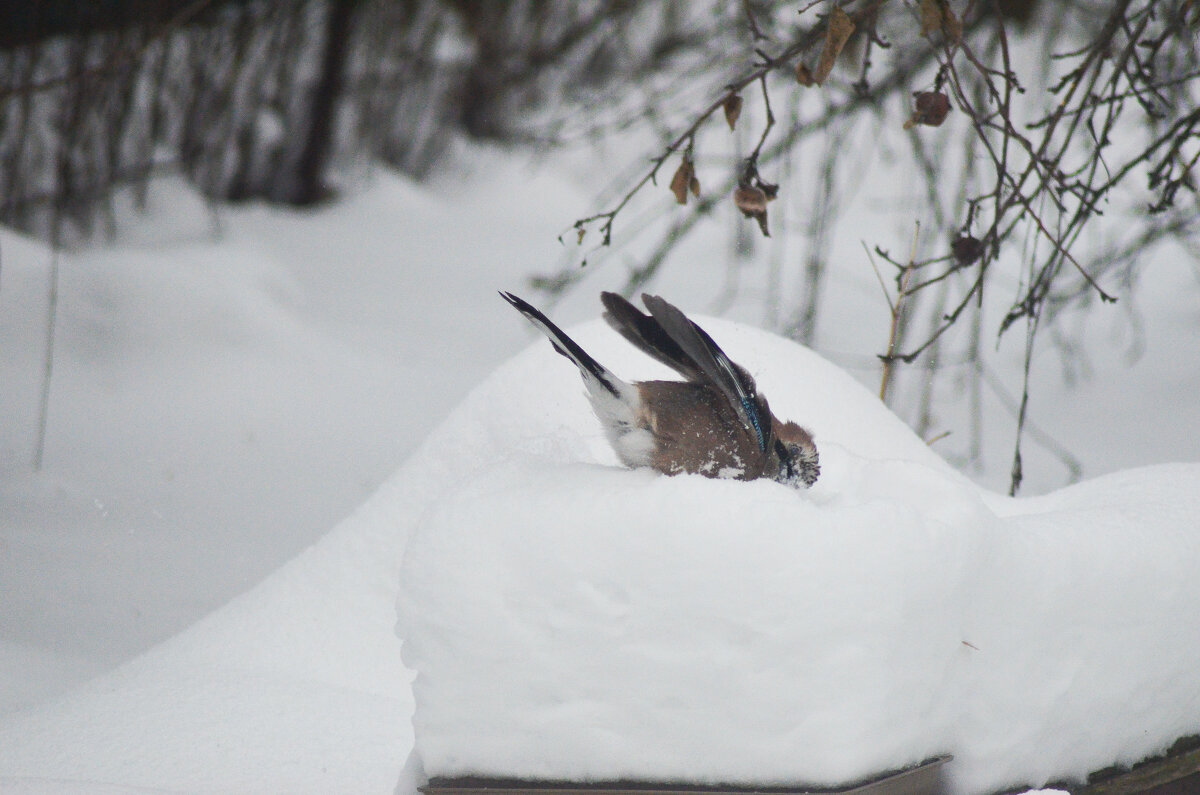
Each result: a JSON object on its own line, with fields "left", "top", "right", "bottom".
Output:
{"left": 943, "top": 5, "right": 963, "bottom": 40}
{"left": 813, "top": 5, "right": 855, "bottom": 86}
{"left": 723, "top": 94, "right": 743, "bottom": 131}
{"left": 689, "top": 176, "right": 701, "bottom": 198}
{"left": 670, "top": 155, "right": 695, "bottom": 205}
{"left": 904, "top": 91, "right": 951, "bottom": 129}
{"left": 919, "top": 0, "right": 942, "bottom": 35}
{"left": 734, "top": 186, "right": 770, "bottom": 237}
{"left": 795, "top": 62, "right": 815, "bottom": 87}
{"left": 920, "top": 0, "right": 962, "bottom": 41}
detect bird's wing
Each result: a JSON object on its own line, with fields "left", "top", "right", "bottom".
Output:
{"left": 600, "top": 292, "right": 704, "bottom": 381}
{"left": 640, "top": 294, "right": 770, "bottom": 451}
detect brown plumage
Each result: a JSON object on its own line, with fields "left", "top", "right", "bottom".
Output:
{"left": 501, "top": 291, "right": 819, "bottom": 488}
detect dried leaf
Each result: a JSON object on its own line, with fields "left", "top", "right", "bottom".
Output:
{"left": 795, "top": 62, "right": 815, "bottom": 87}
{"left": 670, "top": 155, "right": 695, "bottom": 205}
{"left": 813, "top": 5, "right": 855, "bottom": 86}
{"left": 919, "top": 0, "right": 942, "bottom": 35}
{"left": 943, "top": 5, "right": 963, "bottom": 40}
{"left": 904, "top": 91, "right": 951, "bottom": 129}
{"left": 689, "top": 176, "right": 701, "bottom": 198}
{"left": 920, "top": 0, "right": 962, "bottom": 41}
{"left": 723, "top": 94, "right": 743, "bottom": 131}
{"left": 734, "top": 186, "right": 771, "bottom": 237}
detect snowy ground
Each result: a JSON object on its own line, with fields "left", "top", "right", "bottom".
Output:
{"left": 398, "top": 318, "right": 1200, "bottom": 794}
{"left": 0, "top": 153, "right": 580, "bottom": 713}
{"left": 1, "top": 141, "right": 1197, "bottom": 792}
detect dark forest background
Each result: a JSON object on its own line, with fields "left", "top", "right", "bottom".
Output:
{"left": 0, "top": 0, "right": 701, "bottom": 244}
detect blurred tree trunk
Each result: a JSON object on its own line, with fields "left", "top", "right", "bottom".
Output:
{"left": 273, "top": 0, "right": 356, "bottom": 205}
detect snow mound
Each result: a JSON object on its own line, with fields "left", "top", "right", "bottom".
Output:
{"left": 0, "top": 470, "right": 420, "bottom": 793}
{"left": 397, "top": 316, "right": 1200, "bottom": 794}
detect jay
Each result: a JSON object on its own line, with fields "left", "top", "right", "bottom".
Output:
{"left": 501, "top": 291, "right": 820, "bottom": 488}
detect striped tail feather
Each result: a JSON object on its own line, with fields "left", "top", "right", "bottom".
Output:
{"left": 499, "top": 291, "right": 621, "bottom": 397}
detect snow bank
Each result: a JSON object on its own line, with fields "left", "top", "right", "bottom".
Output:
{"left": 397, "top": 316, "right": 1200, "bottom": 794}
{"left": 0, "top": 456, "right": 423, "bottom": 793}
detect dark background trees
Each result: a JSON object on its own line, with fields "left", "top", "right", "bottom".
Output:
{"left": 0, "top": 0, "right": 685, "bottom": 242}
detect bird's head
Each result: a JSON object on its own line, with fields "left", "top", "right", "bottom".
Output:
{"left": 773, "top": 421, "right": 820, "bottom": 488}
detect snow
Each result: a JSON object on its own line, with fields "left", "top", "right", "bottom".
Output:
{"left": 397, "top": 318, "right": 1200, "bottom": 793}
{"left": 0, "top": 141, "right": 1197, "bottom": 794}
{"left": 0, "top": 475, "right": 415, "bottom": 793}
{"left": 0, "top": 154, "right": 584, "bottom": 790}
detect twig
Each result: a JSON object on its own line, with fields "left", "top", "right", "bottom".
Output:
{"left": 748, "top": 74, "right": 776, "bottom": 165}
{"left": 862, "top": 240, "right": 895, "bottom": 315}
{"left": 926, "top": 430, "right": 952, "bottom": 445}
{"left": 741, "top": 0, "right": 770, "bottom": 41}
{"left": 568, "top": 1, "right": 891, "bottom": 251}
{"left": 877, "top": 222, "right": 920, "bottom": 402}
{"left": 546, "top": 0, "right": 1198, "bottom": 490}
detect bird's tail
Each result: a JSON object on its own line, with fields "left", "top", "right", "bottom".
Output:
{"left": 500, "top": 291, "right": 622, "bottom": 398}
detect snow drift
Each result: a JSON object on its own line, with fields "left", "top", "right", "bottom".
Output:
{"left": 397, "top": 315, "right": 1200, "bottom": 795}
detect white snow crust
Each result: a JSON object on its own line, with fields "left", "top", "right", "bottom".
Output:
{"left": 398, "top": 318, "right": 1200, "bottom": 795}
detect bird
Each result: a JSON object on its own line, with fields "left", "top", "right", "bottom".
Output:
{"left": 500, "top": 290, "right": 820, "bottom": 488}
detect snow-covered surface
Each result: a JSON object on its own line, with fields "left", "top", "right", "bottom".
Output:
{"left": 1, "top": 141, "right": 1198, "bottom": 793}
{"left": 0, "top": 155, "right": 582, "bottom": 791}
{"left": 0, "top": 489, "right": 413, "bottom": 793}
{"left": 397, "top": 319, "right": 1200, "bottom": 794}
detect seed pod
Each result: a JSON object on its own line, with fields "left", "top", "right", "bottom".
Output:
{"left": 952, "top": 234, "right": 985, "bottom": 266}
{"left": 904, "top": 91, "right": 951, "bottom": 129}
{"left": 734, "top": 185, "right": 768, "bottom": 216}
{"left": 734, "top": 185, "right": 771, "bottom": 237}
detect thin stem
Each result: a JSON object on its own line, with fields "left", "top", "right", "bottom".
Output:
{"left": 34, "top": 246, "right": 60, "bottom": 471}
